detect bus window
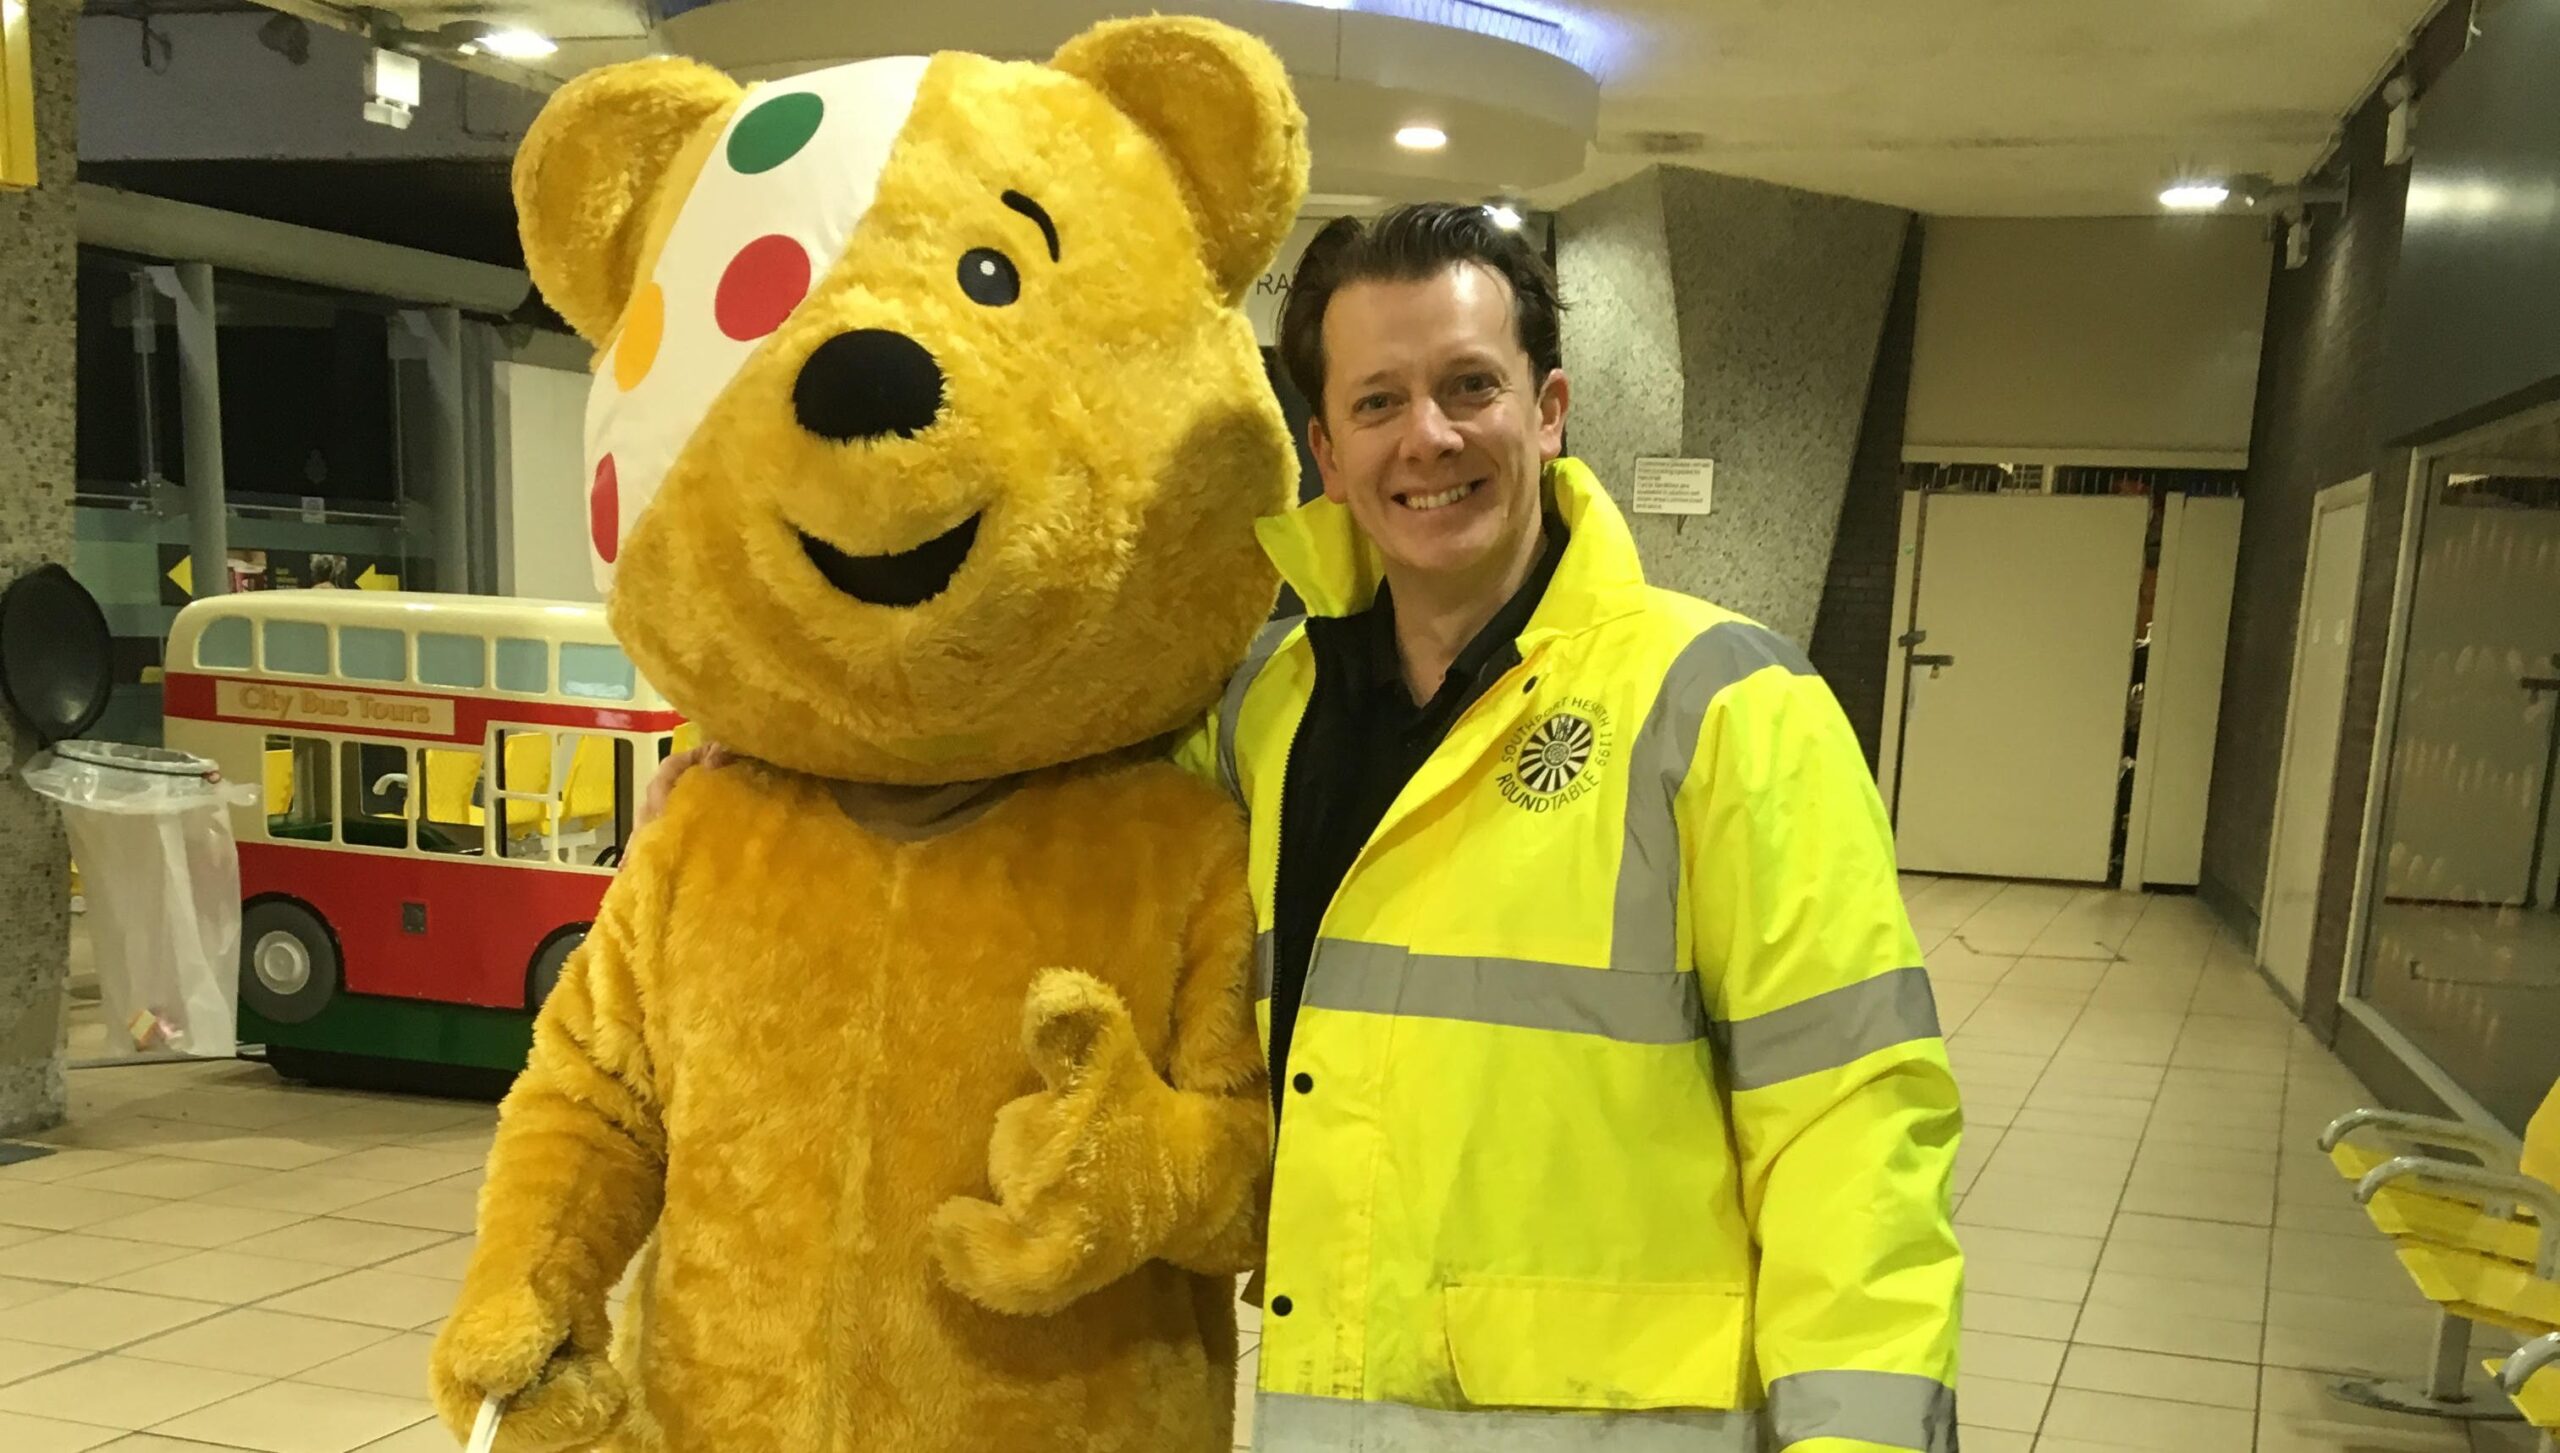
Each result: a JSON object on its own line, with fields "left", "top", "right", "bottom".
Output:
{"left": 197, "top": 617, "right": 252, "bottom": 670}
{"left": 340, "top": 627, "right": 407, "bottom": 683}
{"left": 560, "top": 643, "right": 636, "bottom": 702}
{"left": 419, "top": 748, "right": 484, "bottom": 856}
{"left": 418, "top": 633, "right": 486, "bottom": 689}
{"left": 340, "top": 741, "right": 412, "bottom": 851}
{"left": 491, "top": 728, "right": 632, "bottom": 867}
{"left": 264, "top": 734, "right": 335, "bottom": 842}
{"left": 265, "top": 620, "right": 330, "bottom": 676}
{"left": 496, "top": 638, "right": 549, "bottom": 695}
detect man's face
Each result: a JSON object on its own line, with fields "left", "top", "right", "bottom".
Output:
{"left": 1310, "top": 262, "right": 1567, "bottom": 594}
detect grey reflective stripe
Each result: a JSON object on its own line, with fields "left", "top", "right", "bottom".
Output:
{"left": 1714, "top": 966, "right": 1942, "bottom": 1091}
{"left": 1256, "top": 1391, "right": 1760, "bottom": 1452}
{"left": 1295, "top": 939, "right": 1708, "bottom": 1044}
{"left": 1216, "top": 616, "right": 1301, "bottom": 802}
{"left": 1767, "top": 1369, "right": 1957, "bottom": 1453}
{"left": 1611, "top": 620, "right": 1815, "bottom": 975}
{"left": 1253, "top": 929, "right": 1276, "bottom": 1002}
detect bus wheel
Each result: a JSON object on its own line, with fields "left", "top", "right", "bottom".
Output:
{"left": 240, "top": 900, "right": 339, "bottom": 1025}
{"left": 527, "top": 928, "right": 587, "bottom": 1012}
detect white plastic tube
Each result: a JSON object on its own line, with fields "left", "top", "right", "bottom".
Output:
{"left": 467, "top": 1397, "right": 503, "bottom": 1453}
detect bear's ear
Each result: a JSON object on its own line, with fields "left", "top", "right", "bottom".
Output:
{"left": 1051, "top": 17, "right": 1309, "bottom": 305}
{"left": 514, "top": 58, "right": 744, "bottom": 344}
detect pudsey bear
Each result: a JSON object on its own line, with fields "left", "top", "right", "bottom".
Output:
{"left": 429, "top": 18, "right": 1307, "bottom": 1452}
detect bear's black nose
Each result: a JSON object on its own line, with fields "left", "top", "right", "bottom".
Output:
{"left": 792, "top": 329, "right": 944, "bottom": 443}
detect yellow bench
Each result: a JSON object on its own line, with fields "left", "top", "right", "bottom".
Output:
{"left": 2315, "top": 1084, "right": 2560, "bottom": 1422}
{"left": 2496, "top": 1332, "right": 2560, "bottom": 1450}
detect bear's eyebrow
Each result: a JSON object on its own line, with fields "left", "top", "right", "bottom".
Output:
{"left": 1001, "top": 190, "right": 1060, "bottom": 262}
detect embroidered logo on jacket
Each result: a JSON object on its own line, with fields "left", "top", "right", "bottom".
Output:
{"left": 1496, "top": 698, "right": 1615, "bottom": 812}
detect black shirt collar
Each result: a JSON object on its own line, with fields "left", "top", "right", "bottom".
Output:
{"left": 1360, "top": 514, "right": 1567, "bottom": 710}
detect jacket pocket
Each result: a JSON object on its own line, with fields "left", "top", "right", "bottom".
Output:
{"left": 1443, "top": 1279, "right": 1750, "bottom": 1412}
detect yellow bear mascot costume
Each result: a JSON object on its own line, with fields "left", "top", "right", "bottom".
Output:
{"left": 428, "top": 18, "right": 1307, "bottom": 1452}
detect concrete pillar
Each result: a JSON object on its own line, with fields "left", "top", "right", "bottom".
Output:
{"left": 0, "top": 0, "right": 81, "bottom": 1136}
{"left": 1557, "top": 166, "right": 1908, "bottom": 646}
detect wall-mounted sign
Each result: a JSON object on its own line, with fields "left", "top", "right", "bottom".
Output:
{"left": 0, "top": 0, "right": 38, "bottom": 191}
{"left": 1632, "top": 456, "right": 1715, "bottom": 516}
{"left": 1246, "top": 218, "right": 1330, "bottom": 348}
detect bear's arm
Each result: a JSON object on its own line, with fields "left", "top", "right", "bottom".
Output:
{"left": 454, "top": 806, "right": 676, "bottom": 1333}
{"left": 1152, "top": 796, "right": 1272, "bottom": 1277}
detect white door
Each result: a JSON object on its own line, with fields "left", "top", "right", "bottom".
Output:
{"left": 2129, "top": 495, "right": 2244, "bottom": 889}
{"left": 1893, "top": 493, "right": 2149, "bottom": 881}
{"left": 2260, "top": 480, "right": 2368, "bottom": 1003}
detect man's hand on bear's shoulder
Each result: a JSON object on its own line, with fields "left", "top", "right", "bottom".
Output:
{"left": 636, "top": 741, "right": 734, "bottom": 837}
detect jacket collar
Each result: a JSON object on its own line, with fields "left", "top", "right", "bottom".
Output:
{"left": 1255, "top": 458, "right": 1652, "bottom": 645}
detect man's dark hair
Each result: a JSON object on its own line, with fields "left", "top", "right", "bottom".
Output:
{"left": 1276, "top": 203, "right": 1565, "bottom": 418}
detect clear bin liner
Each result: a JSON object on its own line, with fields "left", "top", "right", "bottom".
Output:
{"left": 23, "top": 742, "right": 257, "bottom": 1057}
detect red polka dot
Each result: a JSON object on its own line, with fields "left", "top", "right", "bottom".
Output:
{"left": 715, "top": 235, "right": 812, "bottom": 341}
{"left": 591, "top": 455, "right": 620, "bottom": 564}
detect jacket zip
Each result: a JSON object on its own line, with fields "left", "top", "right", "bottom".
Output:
{"left": 1274, "top": 641, "right": 1537, "bottom": 1043}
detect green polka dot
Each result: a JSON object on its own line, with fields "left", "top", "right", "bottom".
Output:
{"left": 727, "top": 92, "right": 825, "bottom": 175}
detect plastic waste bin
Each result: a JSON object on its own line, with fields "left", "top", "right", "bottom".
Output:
{"left": 24, "top": 740, "right": 255, "bottom": 1057}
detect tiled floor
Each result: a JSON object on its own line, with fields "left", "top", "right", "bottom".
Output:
{"left": 10, "top": 881, "right": 2537, "bottom": 1450}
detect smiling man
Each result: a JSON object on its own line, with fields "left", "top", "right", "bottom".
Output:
{"left": 1198, "top": 203, "right": 1966, "bottom": 1452}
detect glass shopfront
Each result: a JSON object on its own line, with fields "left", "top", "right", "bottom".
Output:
{"left": 2351, "top": 401, "right": 2560, "bottom": 1132}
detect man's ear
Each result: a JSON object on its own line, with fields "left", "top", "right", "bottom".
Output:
{"left": 514, "top": 58, "right": 744, "bottom": 344}
{"left": 1536, "top": 369, "right": 1571, "bottom": 462}
{"left": 1050, "top": 17, "right": 1310, "bottom": 305}
{"left": 1308, "top": 417, "right": 1349, "bottom": 505}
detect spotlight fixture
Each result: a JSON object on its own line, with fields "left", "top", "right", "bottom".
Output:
{"left": 457, "top": 25, "right": 558, "bottom": 60}
{"left": 1394, "top": 125, "right": 1448, "bottom": 152}
{"left": 2159, "top": 181, "right": 2232, "bottom": 211}
{"left": 1484, "top": 202, "right": 1523, "bottom": 230}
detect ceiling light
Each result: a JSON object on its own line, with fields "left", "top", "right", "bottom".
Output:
{"left": 2159, "top": 182, "right": 2232, "bottom": 211}
{"left": 1395, "top": 125, "right": 1447, "bottom": 152}
{"left": 467, "top": 27, "right": 557, "bottom": 60}
{"left": 1484, "top": 203, "right": 1523, "bottom": 230}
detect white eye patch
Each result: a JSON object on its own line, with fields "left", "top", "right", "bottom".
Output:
{"left": 581, "top": 55, "right": 930, "bottom": 594}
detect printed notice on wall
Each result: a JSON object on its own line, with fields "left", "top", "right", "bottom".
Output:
{"left": 1632, "top": 457, "right": 1715, "bottom": 516}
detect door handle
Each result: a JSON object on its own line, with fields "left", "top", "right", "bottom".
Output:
{"left": 1910, "top": 653, "right": 1956, "bottom": 678}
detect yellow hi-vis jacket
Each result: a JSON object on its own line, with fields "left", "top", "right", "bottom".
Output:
{"left": 1176, "top": 459, "right": 1964, "bottom": 1452}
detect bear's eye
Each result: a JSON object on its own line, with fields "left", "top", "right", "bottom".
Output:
{"left": 959, "top": 249, "right": 1021, "bottom": 307}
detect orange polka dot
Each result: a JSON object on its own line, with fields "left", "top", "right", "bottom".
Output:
{"left": 615, "top": 283, "right": 666, "bottom": 391}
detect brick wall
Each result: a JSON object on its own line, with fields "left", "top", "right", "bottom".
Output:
{"left": 1809, "top": 224, "right": 1924, "bottom": 770}
{"left": 2196, "top": 0, "right": 2470, "bottom": 1046}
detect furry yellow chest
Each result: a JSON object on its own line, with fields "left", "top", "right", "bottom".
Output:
{"left": 442, "top": 759, "right": 1266, "bottom": 1453}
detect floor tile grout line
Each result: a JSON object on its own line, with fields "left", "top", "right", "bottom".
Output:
{"left": 0, "top": 1221, "right": 470, "bottom": 1391}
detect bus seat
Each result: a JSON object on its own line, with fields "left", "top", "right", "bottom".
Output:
{"left": 263, "top": 748, "right": 294, "bottom": 816}
{"left": 561, "top": 737, "right": 616, "bottom": 826}
{"left": 422, "top": 748, "right": 484, "bottom": 839}
{"left": 499, "top": 731, "right": 555, "bottom": 833}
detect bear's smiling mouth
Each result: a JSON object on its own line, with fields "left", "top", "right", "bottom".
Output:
{"left": 797, "top": 513, "right": 982, "bottom": 607}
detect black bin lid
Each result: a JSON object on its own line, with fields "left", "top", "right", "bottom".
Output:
{"left": 0, "top": 564, "right": 112, "bottom": 747}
